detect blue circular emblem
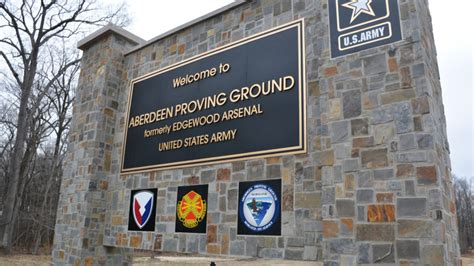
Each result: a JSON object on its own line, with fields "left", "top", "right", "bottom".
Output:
{"left": 239, "top": 183, "right": 279, "bottom": 232}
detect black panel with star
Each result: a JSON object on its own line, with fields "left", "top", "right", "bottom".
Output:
{"left": 329, "top": 0, "right": 402, "bottom": 58}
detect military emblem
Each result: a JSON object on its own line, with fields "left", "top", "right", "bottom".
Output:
{"left": 133, "top": 191, "right": 154, "bottom": 229}
{"left": 238, "top": 179, "right": 281, "bottom": 235}
{"left": 177, "top": 190, "right": 207, "bottom": 228}
{"left": 128, "top": 189, "right": 157, "bottom": 231}
{"left": 328, "top": 0, "right": 402, "bottom": 58}
{"left": 342, "top": 0, "right": 376, "bottom": 23}
{"left": 175, "top": 184, "right": 208, "bottom": 233}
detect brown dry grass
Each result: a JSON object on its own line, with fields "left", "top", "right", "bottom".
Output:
{"left": 0, "top": 255, "right": 51, "bottom": 266}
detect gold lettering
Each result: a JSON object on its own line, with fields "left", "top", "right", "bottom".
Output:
{"left": 129, "top": 117, "right": 135, "bottom": 128}
{"left": 184, "top": 134, "right": 209, "bottom": 147}
{"left": 221, "top": 104, "right": 263, "bottom": 121}
{"left": 210, "top": 129, "right": 237, "bottom": 143}
{"left": 128, "top": 106, "right": 174, "bottom": 128}
{"left": 158, "top": 139, "right": 183, "bottom": 151}
{"left": 173, "top": 67, "right": 219, "bottom": 88}
{"left": 143, "top": 113, "right": 150, "bottom": 124}
{"left": 283, "top": 75, "right": 295, "bottom": 91}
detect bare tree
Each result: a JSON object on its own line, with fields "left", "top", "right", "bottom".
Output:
{"left": 30, "top": 59, "right": 78, "bottom": 254}
{"left": 454, "top": 176, "right": 474, "bottom": 253}
{"left": 0, "top": 0, "right": 128, "bottom": 254}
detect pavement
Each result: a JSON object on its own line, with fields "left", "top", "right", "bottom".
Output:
{"left": 134, "top": 255, "right": 322, "bottom": 266}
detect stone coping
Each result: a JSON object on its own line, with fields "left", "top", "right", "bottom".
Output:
{"left": 77, "top": 23, "right": 145, "bottom": 50}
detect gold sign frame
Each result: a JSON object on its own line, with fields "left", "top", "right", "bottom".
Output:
{"left": 121, "top": 19, "right": 307, "bottom": 174}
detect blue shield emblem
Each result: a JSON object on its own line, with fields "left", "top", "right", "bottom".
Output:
{"left": 133, "top": 191, "right": 154, "bottom": 229}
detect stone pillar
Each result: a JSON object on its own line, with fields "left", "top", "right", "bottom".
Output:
{"left": 52, "top": 25, "right": 144, "bottom": 265}
{"left": 319, "top": 0, "right": 461, "bottom": 265}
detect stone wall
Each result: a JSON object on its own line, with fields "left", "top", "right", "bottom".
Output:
{"left": 53, "top": 0, "right": 460, "bottom": 265}
{"left": 52, "top": 32, "right": 139, "bottom": 265}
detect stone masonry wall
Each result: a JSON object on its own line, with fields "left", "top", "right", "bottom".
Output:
{"left": 318, "top": 0, "right": 460, "bottom": 264}
{"left": 105, "top": 1, "right": 324, "bottom": 260}
{"left": 52, "top": 33, "right": 138, "bottom": 265}
{"left": 53, "top": 0, "right": 460, "bottom": 265}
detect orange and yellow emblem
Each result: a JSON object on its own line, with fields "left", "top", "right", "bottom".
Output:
{"left": 177, "top": 190, "right": 207, "bottom": 228}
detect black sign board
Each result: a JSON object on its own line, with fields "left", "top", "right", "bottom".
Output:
{"left": 237, "top": 179, "right": 281, "bottom": 236}
{"left": 175, "top": 184, "right": 208, "bottom": 233}
{"left": 128, "top": 188, "right": 157, "bottom": 231}
{"left": 329, "top": 0, "right": 402, "bottom": 58}
{"left": 121, "top": 20, "right": 306, "bottom": 173}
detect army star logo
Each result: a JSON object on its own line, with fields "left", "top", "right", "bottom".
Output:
{"left": 342, "top": 0, "right": 376, "bottom": 23}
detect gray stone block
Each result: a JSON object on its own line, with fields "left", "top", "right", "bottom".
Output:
{"left": 284, "top": 248, "right": 304, "bottom": 260}
{"left": 397, "top": 152, "right": 427, "bottom": 163}
{"left": 357, "top": 206, "right": 365, "bottom": 222}
{"left": 405, "top": 180, "right": 416, "bottom": 196}
{"left": 322, "top": 187, "right": 335, "bottom": 205}
{"left": 357, "top": 171, "right": 373, "bottom": 188}
{"left": 227, "top": 189, "right": 238, "bottom": 210}
{"left": 392, "top": 102, "right": 413, "bottom": 133}
{"left": 373, "top": 168, "right": 394, "bottom": 180}
{"left": 428, "top": 189, "right": 443, "bottom": 210}
{"left": 287, "top": 237, "right": 305, "bottom": 247}
{"left": 356, "top": 189, "right": 374, "bottom": 203}
{"left": 343, "top": 90, "right": 361, "bottom": 119}
{"left": 229, "top": 240, "right": 245, "bottom": 256}
{"left": 422, "top": 245, "right": 445, "bottom": 266}
{"left": 328, "top": 239, "right": 355, "bottom": 254}
{"left": 207, "top": 192, "right": 219, "bottom": 211}
{"left": 330, "top": 120, "right": 350, "bottom": 143}
{"left": 334, "top": 166, "right": 343, "bottom": 183}
{"left": 371, "top": 107, "right": 393, "bottom": 124}
{"left": 412, "top": 63, "right": 425, "bottom": 77}
{"left": 186, "top": 237, "right": 198, "bottom": 253}
{"left": 267, "top": 164, "right": 281, "bottom": 178}
{"left": 303, "top": 166, "right": 315, "bottom": 180}
{"left": 162, "top": 238, "right": 178, "bottom": 252}
{"left": 372, "top": 243, "right": 394, "bottom": 263}
{"left": 321, "top": 166, "right": 334, "bottom": 186}
{"left": 399, "top": 134, "right": 416, "bottom": 151}
{"left": 245, "top": 237, "right": 258, "bottom": 257}
{"left": 398, "top": 219, "right": 432, "bottom": 238}
{"left": 357, "top": 243, "right": 370, "bottom": 264}
{"left": 259, "top": 248, "right": 283, "bottom": 259}
{"left": 304, "top": 220, "right": 322, "bottom": 232}
{"left": 363, "top": 54, "right": 387, "bottom": 75}
{"left": 336, "top": 199, "right": 355, "bottom": 217}
{"left": 351, "top": 118, "right": 368, "bottom": 136}
{"left": 417, "top": 133, "right": 434, "bottom": 149}
{"left": 201, "top": 170, "right": 216, "bottom": 183}
{"left": 396, "top": 240, "right": 420, "bottom": 259}
{"left": 356, "top": 224, "right": 395, "bottom": 242}
{"left": 343, "top": 159, "right": 359, "bottom": 172}
{"left": 303, "top": 246, "right": 318, "bottom": 260}
{"left": 397, "top": 198, "right": 427, "bottom": 217}
{"left": 247, "top": 160, "right": 265, "bottom": 180}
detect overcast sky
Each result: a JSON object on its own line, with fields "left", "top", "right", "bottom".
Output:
{"left": 113, "top": 0, "right": 473, "bottom": 178}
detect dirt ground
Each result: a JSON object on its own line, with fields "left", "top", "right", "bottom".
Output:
{"left": 0, "top": 254, "right": 473, "bottom": 265}
{"left": 0, "top": 254, "right": 318, "bottom": 266}
{"left": 463, "top": 252, "right": 474, "bottom": 266}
